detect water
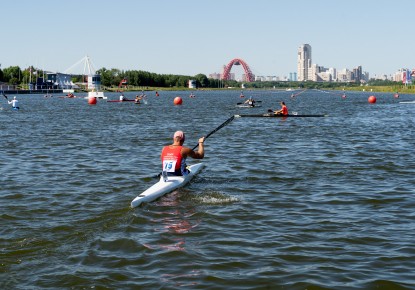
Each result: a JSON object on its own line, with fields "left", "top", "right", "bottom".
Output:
{"left": 1, "top": 90, "right": 415, "bottom": 289}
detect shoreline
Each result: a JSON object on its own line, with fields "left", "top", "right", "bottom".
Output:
{"left": 2, "top": 86, "right": 414, "bottom": 95}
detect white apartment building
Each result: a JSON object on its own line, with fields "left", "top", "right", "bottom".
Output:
{"left": 297, "top": 44, "right": 367, "bottom": 83}
{"left": 297, "top": 44, "right": 312, "bottom": 81}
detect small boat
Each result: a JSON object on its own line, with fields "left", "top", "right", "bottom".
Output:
{"left": 107, "top": 99, "right": 136, "bottom": 102}
{"left": 131, "top": 163, "right": 204, "bottom": 208}
{"left": 399, "top": 101, "right": 415, "bottom": 104}
{"left": 236, "top": 100, "right": 261, "bottom": 108}
{"left": 234, "top": 113, "right": 327, "bottom": 118}
{"left": 236, "top": 104, "right": 262, "bottom": 108}
{"left": 88, "top": 91, "right": 107, "bottom": 100}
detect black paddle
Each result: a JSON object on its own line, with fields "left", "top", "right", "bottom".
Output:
{"left": 2, "top": 93, "right": 8, "bottom": 100}
{"left": 191, "top": 115, "right": 235, "bottom": 150}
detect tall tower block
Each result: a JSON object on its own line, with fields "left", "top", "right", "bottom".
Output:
{"left": 297, "top": 44, "right": 312, "bottom": 81}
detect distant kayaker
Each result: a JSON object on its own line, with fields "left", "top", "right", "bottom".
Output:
{"left": 8, "top": 96, "right": 19, "bottom": 110}
{"left": 244, "top": 97, "right": 255, "bottom": 106}
{"left": 134, "top": 95, "right": 142, "bottom": 104}
{"left": 119, "top": 94, "right": 126, "bottom": 101}
{"left": 161, "top": 130, "right": 205, "bottom": 176}
{"left": 274, "top": 101, "right": 288, "bottom": 115}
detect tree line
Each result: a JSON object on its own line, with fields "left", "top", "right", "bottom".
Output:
{"left": 0, "top": 65, "right": 236, "bottom": 89}
{"left": 0, "top": 64, "right": 406, "bottom": 91}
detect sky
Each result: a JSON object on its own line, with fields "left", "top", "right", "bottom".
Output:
{"left": 1, "top": 0, "right": 414, "bottom": 79}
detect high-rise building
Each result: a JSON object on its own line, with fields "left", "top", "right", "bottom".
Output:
{"left": 297, "top": 44, "right": 312, "bottom": 81}
{"left": 353, "top": 66, "right": 362, "bottom": 82}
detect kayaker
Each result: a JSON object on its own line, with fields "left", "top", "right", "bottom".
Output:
{"left": 161, "top": 130, "right": 205, "bottom": 176}
{"left": 274, "top": 101, "right": 288, "bottom": 115}
{"left": 119, "top": 94, "right": 126, "bottom": 101}
{"left": 8, "top": 96, "right": 19, "bottom": 110}
{"left": 244, "top": 97, "right": 255, "bottom": 106}
{"left": 135, "top": 95, "right": 141, "bottom": 104}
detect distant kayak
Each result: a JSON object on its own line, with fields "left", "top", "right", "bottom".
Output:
{"left": 236, "top": 104, "right": 262, "bottom": 108}
{"left": 235, "top": 113, "right": 327, "bottom": 118}
{"left": 236, "top": 100, "right": 261, "bottom": 108}
{"left": 107, "top": 99, "right": 136, "bottom": 103}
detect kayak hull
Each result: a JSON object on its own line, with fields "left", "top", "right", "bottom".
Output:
{"left": 107, "top": 100, "right": 136, "bottom": 102}
{"left": 131, "top": 163, "right": 204, "bottom": 208}
{"left": 236, "top": 104, "right": 262, "bottom": 108}
{"left": 235, "top": 113, "right": 327, "bottom": 118}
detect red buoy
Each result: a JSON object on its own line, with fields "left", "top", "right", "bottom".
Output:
{"left": 88, "top": 97, "right": 97, "bottom": 105}
{"left": 174, "top": 96, "right": 183, "bottom": 105}
{"left": 368, "top": 95, "right": 376, "bottom": 104}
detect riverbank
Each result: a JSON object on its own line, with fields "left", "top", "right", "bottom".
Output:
{"left": 341, "top": 85, "right": 415, "bottom": 94}
{"left": 2, "top": 85, "right": 414, "bottom": 95}
{"left": 1, "top": 89, "right": 63, "bottom": 95}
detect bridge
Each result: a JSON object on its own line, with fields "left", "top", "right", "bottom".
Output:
{"left": 221, "top": 58, "right": 255, "bottom": 82}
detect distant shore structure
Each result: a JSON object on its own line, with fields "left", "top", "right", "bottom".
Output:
{"left": 297, "top": 43, "right": 365, "bottom": 83}
{"left": 63, "top": 55, "right": 102, "bottom": 91}
{"left": 188, "top": 80, "right": 196, "bottom": 89}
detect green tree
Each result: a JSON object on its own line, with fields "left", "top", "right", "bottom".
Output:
{"left": 3, "top": 66, "right": 22, "bottom": 84}
{"left": 194, "top": 73, "right": 209, "bottom": 88}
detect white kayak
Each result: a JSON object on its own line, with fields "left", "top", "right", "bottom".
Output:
{"left": 399, "top": 101, "right": 415, "bottom": 104}
{"left": 131, "top": 163, "right": 204, "bottom": 208}
{"left": 236, "top": 104, "right": 262, "bottom": 108}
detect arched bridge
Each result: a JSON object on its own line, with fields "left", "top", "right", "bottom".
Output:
{"left": 222, "top": 58, "right": 255, "bottom": 82}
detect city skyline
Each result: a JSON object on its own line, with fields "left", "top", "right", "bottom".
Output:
{"left": 1, "top": 0, "right": 414, "bottom": 78}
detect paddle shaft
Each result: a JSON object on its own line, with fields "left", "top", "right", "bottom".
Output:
{"left": 191, "top": 115, "right": 235, "bottom": 150}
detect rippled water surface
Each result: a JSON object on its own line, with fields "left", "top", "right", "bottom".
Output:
{"left": 1, "top": 90, "right": 415, "bottom": 289}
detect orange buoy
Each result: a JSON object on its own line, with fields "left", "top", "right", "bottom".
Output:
{"left": 88, "top": 97, "right": 97, "bottom": 105}
{"left": 394, "top": 93, "right": 399, "bottom": 98}
{"left": 174, "top": 96, "right": 183, "bottom": 105}
{"left": 368, "top": 95, "right": 376, "bottom": 104}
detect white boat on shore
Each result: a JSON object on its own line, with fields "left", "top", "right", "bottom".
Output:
{"left": 87, "top": 90, "right": 107, "bottom": 99}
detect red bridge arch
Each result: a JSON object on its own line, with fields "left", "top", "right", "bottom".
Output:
{"left": 222, "top": 58, "right": 255, "bottom": 82}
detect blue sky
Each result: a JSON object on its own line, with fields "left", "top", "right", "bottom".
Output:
{"left": 1, "top": 0, "right": 413, "bottom": 78}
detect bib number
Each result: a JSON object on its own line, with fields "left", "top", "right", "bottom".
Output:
{"left": 163, "top": 160, "right": 177, "bottom": 172}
